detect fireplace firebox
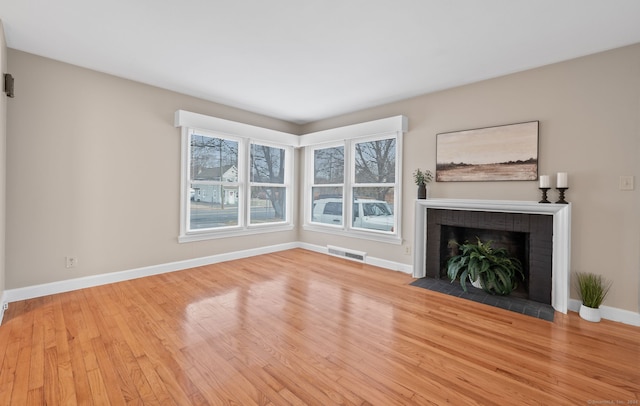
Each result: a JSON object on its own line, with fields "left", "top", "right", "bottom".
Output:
{"left": 426, "top": 209, "right": 553, "bottom": 304}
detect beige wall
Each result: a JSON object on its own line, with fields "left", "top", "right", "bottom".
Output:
{"left": 5, "top": 43, "right": 640, "bottom": 314}
{"left": 6, "top": 49, "right": 300, "bottom": 289}
{"left": 301, "top": 44, "right": 640, "bottom": 313}
{"left": 0, "top": 22, "right": 7, "bottom": 297}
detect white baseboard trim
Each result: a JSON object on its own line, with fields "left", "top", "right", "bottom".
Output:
{"left": 0, "top": 291, "right": 8, "bottom": 325}
{"left": 3, "top": 245, "right": 637, "bottom": 327}
{"left": 2, "top": 242, "right": 299, "bottom": 304}
{"left": 568, "top": 298, "right": 640, "bottom": 327}
{"left": 368, "top": 256, "right": 413, "bottom": 274}
{"left": 1, "top": 242, "right": 412, "bottom": 308}
{"left": 296, "top": 242, "right": 326, "bottom": 254}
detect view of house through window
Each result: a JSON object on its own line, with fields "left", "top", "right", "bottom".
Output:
{"left": 189, "top": 133, "right": 240, "bottom": 229}
{"left": 185, "top": 130, "right": 291, "bottom": 234}
{"left": 177, "top": 110, "right": 403, "bottom": 242}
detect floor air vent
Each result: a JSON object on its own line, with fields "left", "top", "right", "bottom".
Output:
{"left": 327, "top": 245, "right": 366, "bottom": 262}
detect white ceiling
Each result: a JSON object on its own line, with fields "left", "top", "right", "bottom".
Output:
{"left": 2, "top": 1, "right": 640, "bottom": 124}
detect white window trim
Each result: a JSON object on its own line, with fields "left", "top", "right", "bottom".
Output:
{"left": 175, "top": 110, "right": 407, "bottom": 244}
{"left": 175, "top": 110, "right": 300, "bottom": 145}
{"left": 247, "top": 139, "right": 293, "bottom": 228}
{"left": 297, "top": 115, "right": 408, "bottom": 147}
{"left": 303, "top": 123, "right": 406, "bottom": 245}
{"left": 186, "top": 128, "right": 246, "bottom": 234}
{"left": 350, "top": 133, "right": 401, "bottom": 236}
{"left": 305, "top": 140, "right": 345, "bottom": 224}
{"left": 175, "top": 111, "right": 295, "bottom": 242}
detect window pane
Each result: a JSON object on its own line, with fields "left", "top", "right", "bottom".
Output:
{"left": 352, "top": 187, "right": 395, "bottom": 232}
{"left": 354, "top": 139, "right": 395, "bottom": 183}
{"left": 250, "top": 186, "right": 286, "bottom": 224}
{"left": 311, "top": 187, "right": 343, "bottom": 226}
{"left": 251, "top": 144, "right": 285, "bottom": 184}
{"left": 189, "top": 183, "right": 239, "bottom": 229}
{"left": 314, "top": 146, "right": 344, "bottom": 184}
{"left": 191, "top": 134, "right": 238, "bottom": 181}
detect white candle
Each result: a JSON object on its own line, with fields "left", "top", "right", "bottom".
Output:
{"left": 539, "top": 175, "right": 550, "bottom": 188}
{"left": 557, "top": 172, "right": 568, "bottom": 188}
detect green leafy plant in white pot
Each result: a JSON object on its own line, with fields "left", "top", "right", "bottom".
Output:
{"left": 447, "top": 238, "right": 524, "bottom": 296}
{"left": 575, "top": 272, "right": 611, "bottom": 322}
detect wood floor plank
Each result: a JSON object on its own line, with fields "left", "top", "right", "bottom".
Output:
{"left": 26, "top": 386, "right": 43, "bottom": 406}
{"left": 0, "top": 312, "right": 18, "bottom": 403}
{"left": 134, "top": 355, "right": 176, "bottom": 406}
{"left": 90, "top": 337, "right": 128, "bottom": 406}
{"left": 9, "top": 301, "right": 35, "bottom": 406}
{"left": 86, "top": 368, "right": 112, "bottom": 406}
{"left": 0, "top": 248, "right": 638, "bottom": 405}
{"left": 43, "top": 346, "right": 60, "bottom": 406}
{"left": 27, "top": 297, "right": 45, "bottom": 392}
{"left": 52, "top": 295, "right": 78, "bottom": 406}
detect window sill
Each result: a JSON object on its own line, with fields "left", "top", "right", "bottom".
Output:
{"left": 302, "top": 224, "right": 402, "bottom": 245}
{"left": 179, "top": 224, "right": 294, "bottom": 243}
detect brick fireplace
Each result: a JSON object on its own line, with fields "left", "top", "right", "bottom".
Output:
{"left": 413, "top": 199, "right": 571, "bottom": 313}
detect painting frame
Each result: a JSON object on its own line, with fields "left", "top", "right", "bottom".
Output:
{"left": 436, "top": 121, "right": 539, "bottom": 182}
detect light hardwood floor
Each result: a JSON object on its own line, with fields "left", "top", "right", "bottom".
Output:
{"left": 0, "top": 248, "right": 638, "bottom": 405}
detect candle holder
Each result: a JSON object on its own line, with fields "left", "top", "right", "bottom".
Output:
{"left": 556, "top": 187, "right": 569, "bottom": 204}
{"left": 538, "top": 187, "right": 551, "bottom": 203}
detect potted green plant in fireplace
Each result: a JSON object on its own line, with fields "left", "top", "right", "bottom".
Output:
{"left": 413, "top": 168, "right": 433, "bottom": 199}
{"left": 447, "top": 238, "right": 525, "bottom": 295}
{"left": 574, "top": 272, "right": 611, "bottom": 322}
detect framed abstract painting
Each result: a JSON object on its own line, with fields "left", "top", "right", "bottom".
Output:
{"left": 436, "top": 121, "right": 539, "bottom": 182}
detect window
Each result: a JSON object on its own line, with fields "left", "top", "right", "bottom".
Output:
{"left": 189, "top": 131, "right": 241, "bottom": 230}
{"left": 310, "top": 144, "right": 345, "bottom": 227}
{"left": 351, "top": 137, "right": 396, "bottom": 233}
{"left": 249, "top": 143, "right": 289, "bottom": 225}
{"left": 176, "top": 110, "right": 406, "bottom": 244}
{"left": 306, "top": 130, "right": 403, "bottom": 243}
{"left": 176, "top": 111, "right": 295, "bottom": 242}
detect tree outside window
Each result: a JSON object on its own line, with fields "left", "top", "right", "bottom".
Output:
{"left": 250, "top": 144, "right": 288, "bottom": 223}
{"left": 310, "top": 137, "right": 398, "bottom": 235}
{"left": 189, "top": 133, "right": 240, "bottom": 229}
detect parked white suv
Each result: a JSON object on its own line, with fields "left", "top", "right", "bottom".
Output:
{"left": 312, "top": 198, "right": 394, "bottom": 232}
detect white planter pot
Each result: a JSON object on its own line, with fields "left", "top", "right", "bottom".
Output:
{"left": 579, "top": 304, "right": 601, "bottom": 322}
{"left": 470, "top": 276, "right": 482, "bottom": 289}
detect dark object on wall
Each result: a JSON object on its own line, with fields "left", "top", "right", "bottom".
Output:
{"left": 4, "top": 73, "right": 14, "bottom": 98}
{"left": 556, "top": 187, "right": 569, "bottom": 204}
{"left": 417, "top": 184, "right": 427, "bottom": 199}
{"left": 436, "top": 121, "right": 539, "bottom": 182}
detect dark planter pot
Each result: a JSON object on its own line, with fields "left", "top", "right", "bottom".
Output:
{"left": 417, "top": 183, "right": 427, "bottom": 199}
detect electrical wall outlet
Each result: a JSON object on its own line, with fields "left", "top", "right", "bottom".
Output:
{"left": 65, "top": 256, "right": 78, "bottom": 269}
{"left": 619, "top": 175, "right": 634, "bottom": 191}
{"left": 404, "top": 246, "right": 412, "bottom": 256}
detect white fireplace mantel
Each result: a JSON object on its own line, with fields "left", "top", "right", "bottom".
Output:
{"left": 414, "top": 199, "right": 572, "bottom": 313}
